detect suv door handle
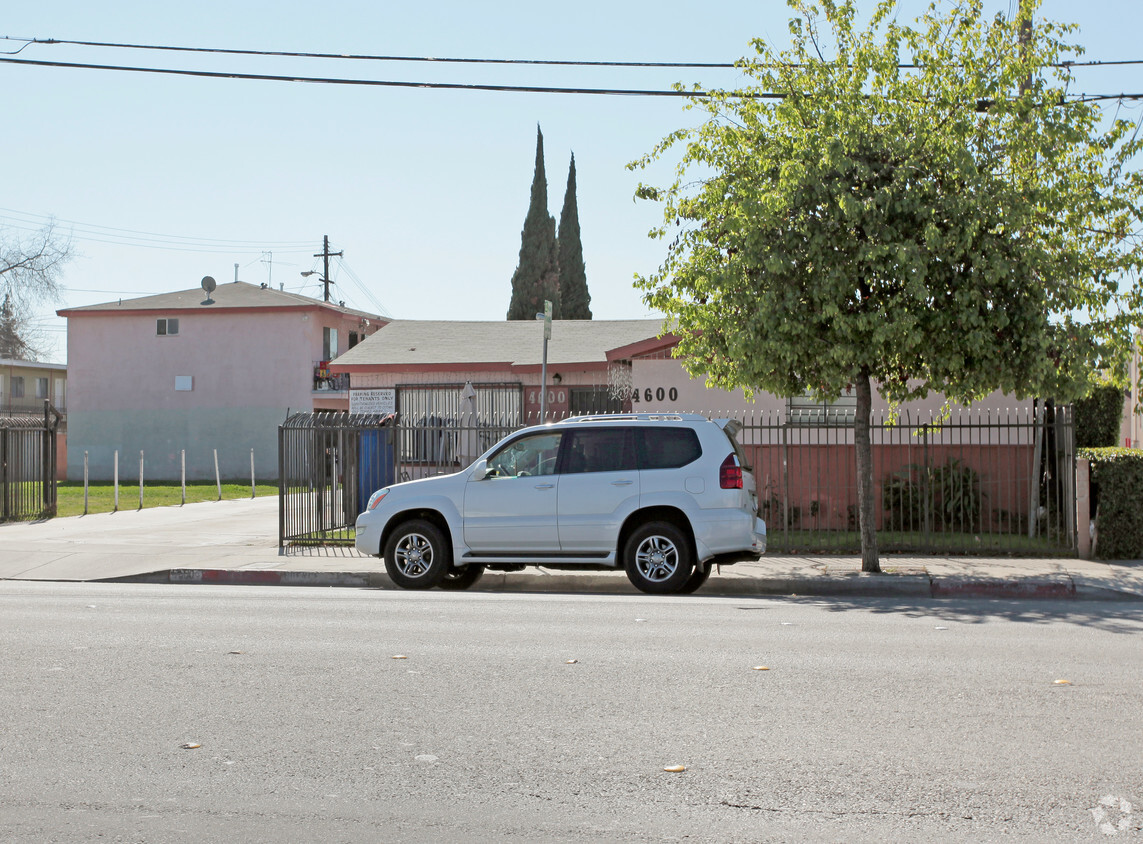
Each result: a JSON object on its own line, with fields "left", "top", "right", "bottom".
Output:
{"left": 611, "top": 480, "right": 634, "bottom": 486}
{"left": 535, "top": 483, "right": 555, "bottom": 490}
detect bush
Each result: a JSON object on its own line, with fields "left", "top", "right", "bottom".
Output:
{"left": 1075, "top": 384, "right": 1126, "bottom": 448}
{"left": 1078, "top": 448, "right": 1143, "bottom": 560}
{"left": 882, "top": 459, "right": 982, "bottom": 533}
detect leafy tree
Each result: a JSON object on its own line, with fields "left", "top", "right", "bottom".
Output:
{"left": 507, "top": 125, "right": 560, "bottom": 320}
{"left": 558, "top": 154, "right": 592, "bottom": 319}
{"left": 1, "top": 219, "right": 71, "bottom": 361}
{"left": 630, "top": 0, "right": 1143, "bottom": 571}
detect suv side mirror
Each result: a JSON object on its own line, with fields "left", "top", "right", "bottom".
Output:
{"left": 470, "top": 458, "right": 490, "bottom": 480}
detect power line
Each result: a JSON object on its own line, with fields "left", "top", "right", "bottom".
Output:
{"left": 1, "top": 54, "right": 1139, "bottom": 103}
{"left": 0, "top": 208, "right": 313, "bottom": 248}
{"left": 3, "top": 37, "right": 739, "bottom": 69}
{"left": 4, "top": 36, "right": 1141, "bottom": 70}
{"left": 0, "top": 56, "right": 722, "bottom": 97}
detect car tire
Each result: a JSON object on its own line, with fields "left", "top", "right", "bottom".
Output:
{"left": 676, "top": 563, "right": 712, "bottom": 594}
{"left": 438, "top": 564, "right": 485, "bottom": 591}
{"left": 384, "top": 519, "right": 450, "bottom": 590}
{"left": 623, "top": 521, "right": 694, "bottom": 594}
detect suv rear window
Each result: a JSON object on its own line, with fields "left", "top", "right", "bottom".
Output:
{"left": 562, "top": 428, "right": 637, "bottom": 474}
{"left": 638, "top": 428, "right": 702, "bottom": 470}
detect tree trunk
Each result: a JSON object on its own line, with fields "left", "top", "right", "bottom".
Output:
{"left": 854, "top": 370, "right": 880, "bottom": 573}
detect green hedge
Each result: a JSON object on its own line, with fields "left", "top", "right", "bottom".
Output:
{"left": 1079, "top": 447, "right": 1143, "bottom": 560}
{"left": 1075, "top": 384, "right": 1125, "bottom": 448}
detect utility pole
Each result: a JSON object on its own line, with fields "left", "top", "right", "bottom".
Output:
{"left": 314, "top": 235, "right": 343, "bottom": 302}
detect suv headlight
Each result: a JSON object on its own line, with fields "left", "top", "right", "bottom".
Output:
{"left": 366, "top": 489, "right": 390, "bottom": 511}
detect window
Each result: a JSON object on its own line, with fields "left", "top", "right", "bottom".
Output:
{"left": 323, "top": 327, "right": 338, "bottom": 360}
{"left": 562, "top": 428, "right": 636, "bottom": 474}
{"left": 487, "top": 432, "right": 563, "bottom": 478}
{"left": 638, "top": 428, "right": 702, "bottom": 470}
{"left": 35, "top": 377, "right": 48, "bottom": 399}
{"left": 787, "top": 388, "right": 856, "bottom": 425}
{"left": 157, "top": 318, "right": 179, "bottom": 336}
{"left": 11, "top": 376, "right": 24, "bottom": 398}
{"left": 569, "top": 387, "right": 622, "bottom": 415}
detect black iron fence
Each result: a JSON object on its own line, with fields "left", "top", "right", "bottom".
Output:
{"left": 277, "top": 406, "right": 1076, "bottom": 555}
{"left": 741, "top": 405, "right": 1075, "bottom": 556}
{"left": 1, "top": 403, "right": 62, "bottom": 522}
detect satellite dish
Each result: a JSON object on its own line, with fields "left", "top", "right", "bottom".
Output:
{"left": 201, "top": 275, "right": 216, "bottom": 304}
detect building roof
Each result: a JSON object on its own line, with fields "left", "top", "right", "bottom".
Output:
{"left": 330, "top": 319, "right": 665, "bottom": 370}
{"left": 1, "top": 358, "right": 67, "bottom": 371}
{"left": 57, "top": 280, "right": 380, "bottom": 321}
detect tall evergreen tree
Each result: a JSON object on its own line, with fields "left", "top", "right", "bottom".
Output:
{"left": 0, "top": 294, "right": 33, "bottom": 360}
{"left": 507, "top": 125, "right": 560, "bottom": 320}
{"left": 557, "top": 154, "right": 591, "bottom": 319}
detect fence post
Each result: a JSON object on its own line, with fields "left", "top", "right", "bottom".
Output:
{"left": 214, "top": 449, "right": 221, "bottom": 501}
{"left": 139, "top": 450, "right": 144, "bottom": 510}
{"left": 1076, "top": 458, "right": 1091, "bottom": 559}
{"left": 251, "top": 448, "right": 256, "bottom": 499}
{"left": 113, "top": 450, "right": 119, "bottom": 512}
{"left": 181, "top": 450, "right": 186, "bottom": 505}
{"left": 84, "top": 451, "right": 89, "bottom": 515}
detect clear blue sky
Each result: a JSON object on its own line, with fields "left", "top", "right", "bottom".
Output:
{"left": 3, "top": 0, "right": 1140, "bottom": 363}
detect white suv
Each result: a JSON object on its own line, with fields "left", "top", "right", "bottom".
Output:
{"left": 354, "top": 414, "right": 766, "bottom": 594}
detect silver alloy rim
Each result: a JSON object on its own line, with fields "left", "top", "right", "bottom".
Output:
{"left": 634, "top": 534, "right": 679, "bottom": 582}
{"left": 394, "top": 532, "right": 434, "bottom": 577}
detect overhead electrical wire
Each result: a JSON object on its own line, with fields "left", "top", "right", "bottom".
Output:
{"left": 3, "top": 35, "right": 1141, "bottom": 70}
{"left": 0, "top": 53, "right": 1138, "bottom": 102}
{"left": 0, "top": 208, "right": 316, "bottom": 255}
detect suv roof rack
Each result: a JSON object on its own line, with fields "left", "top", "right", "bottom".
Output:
{"left": 554, "top": 413, "right": 708, "bottom": 424}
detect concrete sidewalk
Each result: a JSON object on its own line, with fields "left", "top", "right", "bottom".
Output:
{"left": 2, "top": 496, "right": 1141, "bottom": 601}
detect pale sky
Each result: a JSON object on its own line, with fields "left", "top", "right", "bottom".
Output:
{"left": 3, "top": 0, "right": 1140, "bottom": 363}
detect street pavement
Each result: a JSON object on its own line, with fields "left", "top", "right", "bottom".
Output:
{"left": 2, "top": 495, "right": 1141, "bottom": 600}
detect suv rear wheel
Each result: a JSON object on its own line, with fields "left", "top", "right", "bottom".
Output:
{"left": 384, "top": 519, "right": 450, "bottom": 589}
{"left": 623, "top": 522, "right": 693, "bottom": 594}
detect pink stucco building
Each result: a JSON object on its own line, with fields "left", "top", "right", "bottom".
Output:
{"left": 59, "top": 281, "right": 383, "bottom": 481}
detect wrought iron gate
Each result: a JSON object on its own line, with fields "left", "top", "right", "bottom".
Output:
{"left": 1, "top": 403, "right": 62, "bottom": 522}
{"left": 278, "top": 412, "right": 396, "bottom": 547}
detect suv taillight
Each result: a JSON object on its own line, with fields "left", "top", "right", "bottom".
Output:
{"left": 719, "top": 453, "right": 743, "bottom": 489}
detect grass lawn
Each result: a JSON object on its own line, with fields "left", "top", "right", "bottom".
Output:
{"left": 54, "top": 481, "right": 277, "bottom": 518}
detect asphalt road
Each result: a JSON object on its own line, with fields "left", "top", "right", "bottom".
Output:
{"left": 2, "top": 583, "right": 1142, "bottom": 842}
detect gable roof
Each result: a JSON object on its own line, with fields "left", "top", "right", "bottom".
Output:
{"left": 57, "top": 280, "right": 380, "bottom": 321}
{"left": 330, "top": 319, "right": 665, "bottom": 371}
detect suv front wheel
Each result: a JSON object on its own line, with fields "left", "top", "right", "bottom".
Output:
{"left": 384, "top": 519, "right": 451, "bottom": 590}
{"left": 623, "top": 522, "right": 693, "bottom": 594}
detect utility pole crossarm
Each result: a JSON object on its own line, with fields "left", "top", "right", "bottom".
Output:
{"left": 314, "top": 234, "right": 344, "bottom": 302}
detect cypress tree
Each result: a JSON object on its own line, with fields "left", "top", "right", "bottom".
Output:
{"left": 506, "top": 125, "right": 560, "bottom": 320}
{"left": 0, "top": 294, "right": 32, "bottom": 360}
{"left": 557, "top": 153, "right": 591, "bottom": 319}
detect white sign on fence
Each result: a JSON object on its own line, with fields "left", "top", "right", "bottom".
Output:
{"left": 350, "top": 388, "right": 396, "bottom": 415}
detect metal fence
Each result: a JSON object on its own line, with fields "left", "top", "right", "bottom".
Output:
{"left": 1, "top": 403, "right": 62, "bottom": 522}
{"left": 742, "top": 404, "right": 1075, "bottom": 555}
{"left": 278, "top": 411, "right": 396, "bottom": 546}
{"left": 278, "top": 406, "right": 1076, "bottom": 555}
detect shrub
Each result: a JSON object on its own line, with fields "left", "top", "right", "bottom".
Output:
{"left": 1075, "top": 384, "right": 1126, "bottom": 448}
{"left": 1078, "top": 447, "right": 1143, "bottom": 560}
{"left": 882, "top": 459, "right": 982, "bottom": 533}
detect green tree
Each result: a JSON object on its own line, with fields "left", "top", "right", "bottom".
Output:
{"left": 631, "top": 0, "right": 1143, "bottom": 572}
{"left": 558, "top": 154, "right": 592, "bottom": 319}
{"left": 507, "top": 125, "right": 560, "bottom": 320}
{"left": 1, "top": 219, "right": 71, "bottom": 361}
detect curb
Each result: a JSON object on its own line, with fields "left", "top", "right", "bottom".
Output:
{"left": 167, "top": 569, "right": 374, "bottom": 588}
{"left": 135, "top": 568, "right": 1143, "bottom": 601}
